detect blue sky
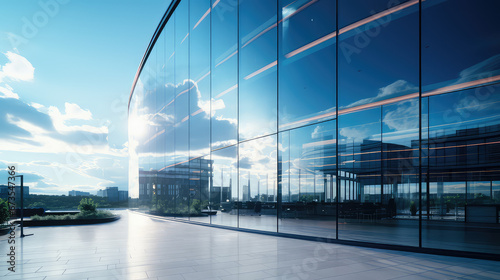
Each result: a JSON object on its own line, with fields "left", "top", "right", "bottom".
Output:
{"left": 0, "top": 0, "right": 171, "bottom": 195}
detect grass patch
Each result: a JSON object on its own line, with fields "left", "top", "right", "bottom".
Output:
{"left": 31, "top": 210, "right": 115, "bottom": 221}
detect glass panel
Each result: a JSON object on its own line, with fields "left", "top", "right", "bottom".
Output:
{"left": 188, "top": 156, "right": 212, "bottom": 223}
{"left": 158, "top": 21, "right": 177, "bottom": 217}
{"left": 338, "top": 0, "right": 419, "bottom": 110}
{"left": 338, "top": 107, "right": 398, "bottom": 244}
{"left": 188, "top": 0, "right": 212, "bottom": 223}
{"left": 135, "top": 58, "right": 157, "bottom": 210}
{"left": 278, "top": 120, "right": 337, "bottom": 238}
{"left": 189, "top": 0, "right": 211, "bottom": 158}
{"left": 381, "top": 98, "right": 419, "bottom": 246}
{"left": 239, "top": 135, "right": 278, "bottom": 232}
{"left": 422, "top": 0, "right": 500, "bottom": 93}
{"left": 422, "top": 86, "right": 500, "bottom": 254}
{"left": 278, "top": 0, "right": 336, "bottom": 130}
{"left": 174, "top": 1, "right": 190, "bottom": 219}
{"left": 211, "top": 0, "right": 238, "bottom": 150}
{"left": 211, "top": 145, "right": 238, "bottom": 228}
{"left": 149, "top": 31, "right": 169, "bottom": 216}
{"left": 339, "top": 0, "right": 414, "bottom": 28}
{"left": 239, "top": 0, "right": 277, "bottom": 140}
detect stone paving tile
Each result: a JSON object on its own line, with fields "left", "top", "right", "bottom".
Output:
{"left": 0, "top": 210, "right": 499, "bottom": 280}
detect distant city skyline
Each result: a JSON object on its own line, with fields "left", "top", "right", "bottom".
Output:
{"left": 0, "top": 0, "right": 172, "bottom": 194}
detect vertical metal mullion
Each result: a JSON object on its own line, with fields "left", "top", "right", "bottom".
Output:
{"left": 187, "top": 0, "right": 191, "bottom": 221}
{"left": 277, "top": 0, "right": 281, "bottom": 234}
{"left": 236, "top": 0, "right": 240, "bottom": 229}
{"left": 418, "top": 0, "right": 423, "bottom": 249}
{"left": 209, "top": 0, "right": 213, "bottom": 225}
{"left": 335, "top": 0, "right": 339, "bottom": 240}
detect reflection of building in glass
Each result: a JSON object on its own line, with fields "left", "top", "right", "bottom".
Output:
{"left": 139, "top": 158, "right": 212, "bottom": 215}
{"left": 97, "top": 187, "right": 128, "bottom": 202}
{"left": 129, "top": 0, "right": 500, "bottom": 258}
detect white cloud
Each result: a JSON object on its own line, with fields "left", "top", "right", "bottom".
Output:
{"left": 0, "top": 51, "right": 35, "bottom": 82}
{"left": 31, "top": 102, "right": 44, "bottom": 109}
{"left": 64, "top": 102, "right": 92, "bottom": 120}
{"left": 0, "top": 84, "right": 19, "bottom": 99}
{"left": 48, "top": 103, "right": 107, "bottom": 134}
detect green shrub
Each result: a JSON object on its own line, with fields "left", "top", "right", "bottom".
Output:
{"left": 78, "top": 198, "right": 97, "bottom": 213}
{"left": 0, "top": 198, "right": 9, "bottom": 224}
{"left": 30, "top": 210, "right": 114, "bottom": 221}
{"left": 410, "top": 201, "right": 417, "bottom": 216}
{"left": 75, "top": 210, "right": 113, "bottom": 219}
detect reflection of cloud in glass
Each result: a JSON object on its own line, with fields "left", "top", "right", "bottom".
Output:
{"left": 239, "top": 157, "right": 252, "bottom": 169}
{"left": 132, "top": 78, "right": 236, "bottom": 155}
{"left": 453, "top": 95, "right": 496, "bottom": 117}
{"left": 383, "top": 99, "right": 418, "bottom": 132}
{"left": 340, "top": 127, "right": 368, "bottom": 142}
{"left": 457, "top": 54, "right": 500, "bottom": 84}
{"left": 345, "top": 80, "right": 418, "bottom": 109}
{"left": 239, "top": 136, "right": 277, "bottom": 181}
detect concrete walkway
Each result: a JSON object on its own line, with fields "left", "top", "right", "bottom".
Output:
{"left": 0, "top": 210, "right": 498, "bottom": 280}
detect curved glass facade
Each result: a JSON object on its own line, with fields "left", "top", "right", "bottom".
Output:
{"left": 129, "top": 0, "right": 500, "bottom": 256}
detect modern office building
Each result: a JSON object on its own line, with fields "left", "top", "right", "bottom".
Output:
{"left": 128, "top": 0, "right": 500, "bottom": 258}
{"left": 68, "top": 190, "right": 91, "bottom": 197}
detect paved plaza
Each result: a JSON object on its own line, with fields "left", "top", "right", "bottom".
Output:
{"left": 1, "top": 210, "right": 499, "bottom": 280}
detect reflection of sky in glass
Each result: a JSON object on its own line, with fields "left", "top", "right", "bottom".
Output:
{"left": 279, "top": 0, "right": 336, "bottom": 130}
{"left": 338, "top": 0, "right": 413, "bottom": 28}
{"left": 239, "top": 0, "right": 277, "bottom": 140}
{"left": 423, "top": 0, "right": 500, "bottom": 92}
{"left": 338, "top": 2, "right": 418, "bottom": 109}
{"left": 189, "top": 0, "right": 211, "bottom": 158}
{"left": 428, "top": 87, "right": 500, "bottom": 136}
{"left": 211, "top": 0, "right": 238, "bottom": 149}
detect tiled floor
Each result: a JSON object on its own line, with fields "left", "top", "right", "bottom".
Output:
{"left": 0, "top": 210, "right": 498, "bottom": 280}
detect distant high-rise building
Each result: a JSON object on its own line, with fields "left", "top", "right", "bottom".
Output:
{"left": 98, "top": 189, "right": 108, "bottom": 197}
{"left": 105, "top": 187, "right": 119, "bottom": 202}
{"left": 68, "top": 190, "right": 90, "bottom": 197}
{"left": 118, "top": 190, "right": 128, "bottom": 202}
{"left": 0, "top": 185, "right": 29, "bottom": 203}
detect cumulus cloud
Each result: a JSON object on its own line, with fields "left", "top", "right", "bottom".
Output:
{"left": 0, "top": 51, "right": 35, "bottom": 82}
{"left": 64, "top": 102, "right": 93, "bottom": 120}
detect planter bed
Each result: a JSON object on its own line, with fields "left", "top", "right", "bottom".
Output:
{"left": 17, "top": 216, "right": 120, "bottom": 227}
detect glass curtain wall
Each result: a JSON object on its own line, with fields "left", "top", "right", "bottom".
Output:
{"left": 129, "top": 0, "right": 500, "bottom": 256}
{"left": 421, "top": 0, "right": 500, "bottom": 254}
